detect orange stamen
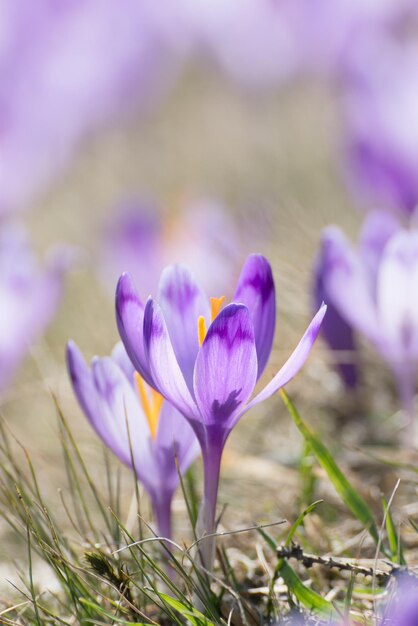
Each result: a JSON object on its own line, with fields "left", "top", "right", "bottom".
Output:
{"left": 210, "top": 296, "right": 225, "bottom": 321}
{"left": 198, "top": 316, "right": 207, "bottom": 347}
{"left": 134, "top": 372, "right": 163, "bottom": 439}
{"left": 198, "top": 296, "right": 226, "bottom": 346}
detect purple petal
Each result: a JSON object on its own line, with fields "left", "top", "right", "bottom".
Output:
{"left": 143, "top": 298, "right": 200, "bottom": 421}
{"left": 313, "top": 247, "right": 357, "bottom": 388}
{"left": 158, "top": 264, "right": 210, "bottom": 392}
{"left": 66, "top": 341, "right": 100, "bottom": 430}
{"left": 67, "top": 342, "right": 150, "bottom": 470}
{"left": 155, "top": 402, "right": 200, "bottom": 495}
{"left": 193, "top": 304, "right": 257, "bottom": 435}
{"left": 115, "top": 273, "right": 153, "bottom": 385}
{"left": 239, "top": 304, "right": 327, "bottom": 417}
{"left": 359, "top": 209, "right": 401, "bottom": 288}
{"left": 111, "top": 342, "right": 136, "bottom": 383}
{"left": 90, "top": 356, "right": 155, "bottom": 478}
{"left": 233, "top": 254, "right": 275, "bottom": 379}
{"left": 319, "top": 227, "right": 379, "bottom": 342}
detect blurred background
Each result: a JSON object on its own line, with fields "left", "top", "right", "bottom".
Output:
{"left": 1, "top": 0, "right": 418, "bottom": 582}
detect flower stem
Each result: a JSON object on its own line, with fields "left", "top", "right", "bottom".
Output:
{"left": 153, "top": 493, "right": 173, "bottom": 542}
{"left": 198, "top": 440, "right": 223, "bottom": 573}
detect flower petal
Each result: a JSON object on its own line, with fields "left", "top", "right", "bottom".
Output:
{"left": 143, "top": 297, "right": 200, "bottom": 421}
{"left": 66, "top": 341, "right": 100, "bottom": 429}
{"left": 233, "top": 254, "right": 275, "bottom": 378}
{"left": 111, "top": 341, "right": 136, "bottom": 383}
{"left": 313, "top": 247, "right": 357, "bottom": 388}
{"left": 155, "top": 402, "right": 200, "bottom": 495}
{"left": 67, "top": 342, "right": 151, "bottom": 471}
{"left": 115, "top": 273, "right": 153, "bottom": 385}
{"left": 239, "top": 304, "right": 326, "bottom": 417}
{"left": 377, "top": 230, "right": 418, "bottom": 361}
{"left": 158, "top": 264, "right": 210, "bottom": 393}
{"left": 319, "top": 227, "right": 379, "bottom": 342}
{"left": 91, "top": 356, "right": 155, "bottom": 480}
{"left": 193, "top": 304, "right": 257, "bottom": 434}
{"left": 359, "top": 209, "right": 401, "bottom": 287}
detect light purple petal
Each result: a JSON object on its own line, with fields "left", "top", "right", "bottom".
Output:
{"left": 67, "top": 342, "right": 146, "bottom": 470}
{"left": 143, "top": 297, "right": 200, "bottom": 422}
{"left": 319, "top": 226, "right": 379, "bottom": 342}
{"left": 359, "top": 209, "right": 401, "bottom": 288}
{"left": 193, "top": 304, "right": 257, "bottom": 433}
{"left": 91, "top": 356, "right": 155, "bottom": 478}
{"left": 238, "top": 304, "right": 326, "bottom": 418}
{"left": 111, "top": 342, "right": 136, "bottom": 384}
{"left": 158, "top": 264, "right": 210, "bottom": 393}
{"left": 115, "top": 273, "right": 153, "bottom": 385}
{"left": 377, "top": 230, "right": 418, "bottom": 361}
{"left": 233, "top": 254, "right": 275, "bottom": 379}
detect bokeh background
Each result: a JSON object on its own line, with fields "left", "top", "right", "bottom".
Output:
{"left": 1, "top": 1, "right": 417, "bottom": 592}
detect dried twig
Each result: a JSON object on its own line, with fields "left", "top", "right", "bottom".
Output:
{"left": 276, "top": 543, "right": 395, "bottom": 583}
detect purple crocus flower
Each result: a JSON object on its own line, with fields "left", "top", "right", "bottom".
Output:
{"left": 316, "top": 210, "right": 418, "bottom": 437}
{"left": 116, "top": 254, "right": 326, "bottom": 569}
{"left": 66, "top": 341, "right": 199, "bottom": 540}
{"left": 0, "top": 224, "right": 68, "bottom": 394}
{"left": 341, "top": 40, "right": 418, "bottom": 217}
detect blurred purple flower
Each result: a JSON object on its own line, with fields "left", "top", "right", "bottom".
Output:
{"left": 286, "top": 0, "right": 418, "bottom": 77}
{"left": 178, "top": 0, "right": 418, "bottom": 89}
{"left": 379, "top": 574, "right": 418, "bottom": 626}
{"left": 316, "top": 210, "right": 418, "bottom": 433}
{"left": 116, "top": 254, "right": 326, "bottom": 569}
{"left": 314, "top": 246, "right": 358, "bottom": 389}
{"left": 0, "top": 224, "right": 68, "bottom": 394}
{"left": 341, "top": 40, "right": 418, "bottom": 216}
{"left": 0, "top": 0, "right": 185, "bottom": 214}
{"left": 99, "top": 198, "right": 262, "bottom": 297}
{"left": 66, "top": 341, "right": 199, "bottom": 540}
{"left": 178, "top": 0, "right": 301, "bottom": 90}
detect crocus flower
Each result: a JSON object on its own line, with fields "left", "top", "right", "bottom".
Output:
{"left": 341, "top": 40, "right": 418, "bottom": 217}
{"left": 116, "top": 254, "right": 326, "bottom": 569}
{"left": 315, "top": 210, "right": 418, "bottom": 437}
{"left": 66, "top": 341, "right": 200, "bottom": 540}
{"left": 0, "top": 224, "right": 68, "bottom": 394}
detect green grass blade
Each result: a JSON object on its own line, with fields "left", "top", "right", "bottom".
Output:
{"left": 158, "top": 593, "right": 219, "bottom": 626}
{"left": 79, "top": 598, "right": 148, "bottom": 624}
{"left": 280, "top": 391, "right": 379, "bottom": 545}
{"left": 382, "top": 497, "right": 405, "bottom": 565}
{"left": 279, "top": 561, "right": 335, "bottom": 616}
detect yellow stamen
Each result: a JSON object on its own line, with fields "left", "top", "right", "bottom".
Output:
{"left": 210, "top": 296, "right": 225, "bottom": 321}
{"left": 197, "top": 296, "right": 226, "bottom": 346}
{"left": 198, "top": 316, "right": 207, "bottom": 347}
{"left": 134, "top": 372, "right": 163, "bottom": 439}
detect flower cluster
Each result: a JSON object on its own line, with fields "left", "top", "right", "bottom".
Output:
{"left": 68, "top": 254, "right": 325, "bottom": 571}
